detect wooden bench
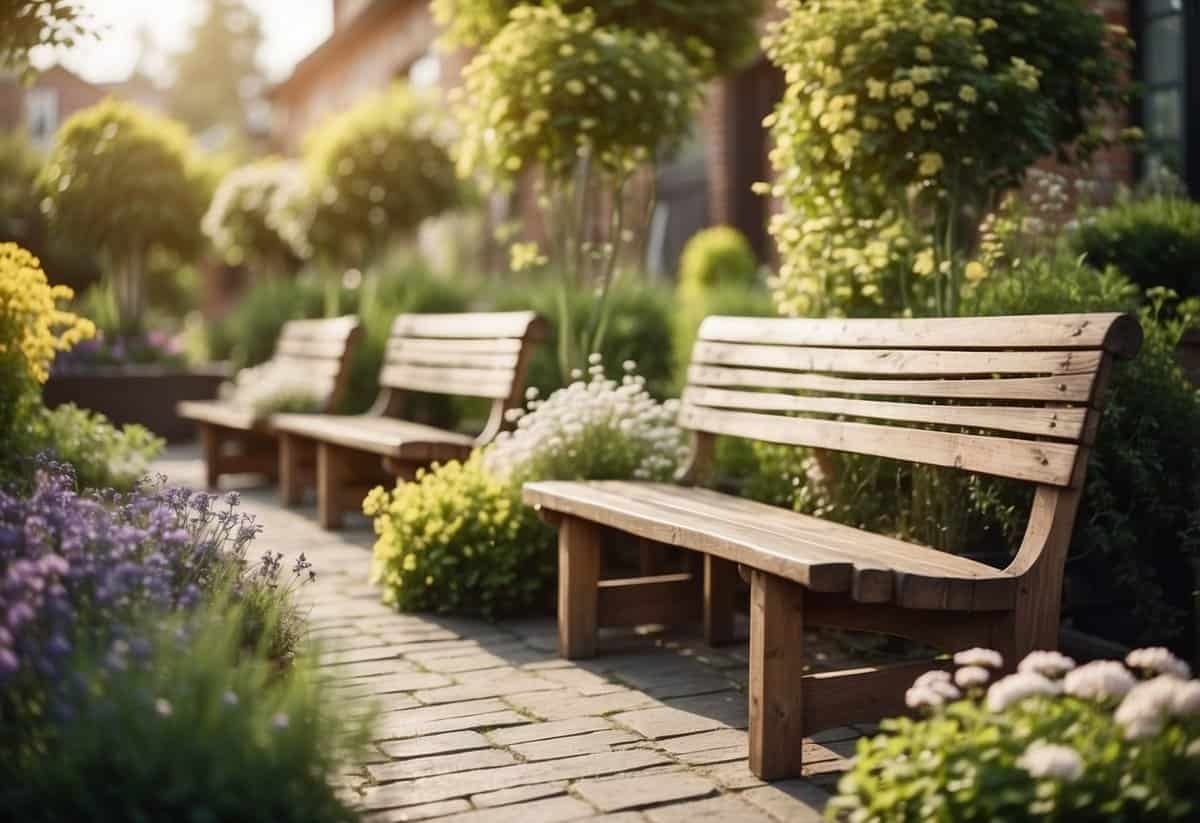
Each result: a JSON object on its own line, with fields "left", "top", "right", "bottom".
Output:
{"left": 178, "top": 315, "right": 361, "bottom": 489}
{"left": 523, "top": 312, "right": 1141, "bottom": 780}
{"left": 272, "top": 311, "right": 545, "bottom": 529}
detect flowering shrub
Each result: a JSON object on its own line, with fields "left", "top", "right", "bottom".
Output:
{"left": 2, "top": 608, "right": 366, "bottom": 823}
{"left": 831, "top": 647, "right": 1200, "bottom": 821}
{"left": 304, "top": 85, "right": 459, "bottom": 269}
{"left": 364, "top": 453, "right": 554, "bottom": 619}
{"left": 38, "top": 100, "right": 208, "bottom": 334}
{"left": 51, "top": 329, "right": 186, "bottom": 372}
{"left": 31, "top": 404, "right": 163, "bottom": 492}
{"left": 762, "top": 0, "right": 1128, "bottom": 317}
{"left": 486, "top": 357, "right": 687, "bottom": 485}
{"left": 219, "top": 361, "right": 323, "bottom": 416}
{"left": 202, "top": 158, "right": 311, "bottom": 276}
{"left": 0, "top": 462, "right": 312, "bottom": 750}
{"left": 432, "top": 0, "right": 761, "bottom": 76}
{"left": 0, "top": 243, "right": 94, "bottom": 386}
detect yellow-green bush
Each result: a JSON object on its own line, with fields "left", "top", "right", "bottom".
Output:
{"left": 676, "top": 226, "right": 758, "bottom": 300}
{"left": 364, "top": 454, "right": 554, "bottom": 620}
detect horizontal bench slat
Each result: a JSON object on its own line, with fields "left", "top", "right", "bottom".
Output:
{"left": 678, "top": 405, "right": 1079, "bottom": 486}
{"left": 275, "top": 338, "right": 355, "bottom": 359}
{"left": 385, "top": 337, "right": 526, "bottom": 356}
{"left": 390, "top": 311, "right": 541, "bottom": 340}
{"left": 272, "top": 413, "right": 474, "bottom": 458}
{"left": 690, "top": 341, "right": 1102, "bottom": 377}
{"left": 682, "top": 386, "right": 1087, "bottom": 441}
{"left": 279, "top": 315, "right": 359, "bottom": 341}
{"left": 687, "top": 365, "right": 1096, "bottom": 404}
{"left": 378, "top": 365, "right": 517, "bottom": 399}
{"left": 698, "top": 313, "right": 1139, "bottom": 355}
{"left": 384, "top": 346, "right": 522, "bottom": 371}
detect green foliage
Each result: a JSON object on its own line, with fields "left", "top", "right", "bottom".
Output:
{"left": 38, "top": 99, "right": 208, "bottom": 334}
{"left": 433, "top": 0, "right": 762, "bottom": 76}
{"left": 219, "top": 273, "right": 351, "bottom": 370}
{"left": 455, "top": 5, "right": 701, "bottom": 188}
{"left": 763, "top": 0, "right": 1127, "bottom": 318}
{"left": 2, "top": 606, "right": 368, "bottom": 823}
{"left": 0, "top": 131, "right": 44, "bottom": 249}
{"left": 202, "top": 158, "right": 310, "bottom": 276}
{"left": 677, "top": 226, "right": 758, "bottom": 300}
{"left": 0, "top": 0, "right": 91, "bottom": 77}
{"left": 168, "top": 0, "right": 265, "bottom": 136}
{"left": 32, "top": 403, "right": 163, "bottom": 492}
{"left": 830, "top": 653, "right": 1200, "bottom": 822}
{"left": 363, "top": 454, "right": 555, "bottom": 620}
{"left": 1071, "top": 197, "right": 1200, "bottom": 297}
{"left": 304, "top": 85, "right": 459, "bottom": 268}
{"left": 672, "top": 283, "right": 775, "bottom": 393}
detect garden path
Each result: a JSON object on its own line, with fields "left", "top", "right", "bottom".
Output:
{"left": 155, "top": 445, "right": 865, "bottom": 822}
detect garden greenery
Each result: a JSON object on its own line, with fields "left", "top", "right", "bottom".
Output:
{"left": 762, "top": 0, "right": 1128, "bottom": 318}
{"left": 1072, "top": 196, "right": 1200, "bottom": 298}
{"left": 454, "top": 5, "right": 702, "bottom": 378}
{"left": 30, "top": 404, "right": 162, "bottom": 491}
{"left": 676, "top": 226, "right": 759, "bottom": 301}
{"left": 304, "top": 85, "right": 459, "bottom": 273}
{"left": 830, "top": 647, "right": 1200, "bottom": 821}
{"left": 0, "top": 0, "right": 91, "bottom": 77}
{"left": 432, "top": 0, "right": 762, "bottom": 76}
{"left": 201, "top": 158, "right": 311, "bottom": 277}
{"left": 38, "top": 99, "right": 208, "bottom": 334}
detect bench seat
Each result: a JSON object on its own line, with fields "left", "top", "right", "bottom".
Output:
{"left": 272, "top": 414, "right": 475, "bottom": 462}
{"left": 524, "top": 481, "right": 1017, "bottom": 611}
{"left": 177, "top": 400, "right": 264, "bottom": 433}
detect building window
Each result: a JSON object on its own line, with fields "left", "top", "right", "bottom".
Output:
{"left": 1137, "top": 0, "right": 1200, "bottom": 197}
{"left": 26, "top": 87, "right": 58, "bottom": 146}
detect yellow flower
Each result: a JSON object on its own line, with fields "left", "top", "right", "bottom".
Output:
{"left": 890, "top": 79, "right": 915, "bottom": 98}
{"left": 867, "top": 79, "right": 887, "bottom": 100}
{"left": 971, "top": 53, "right": 989, "bottom": 69}
{"left": 959, "top": 86, "right": 978, "bottom": 103}
{"left": 964, "top": 261, "right": 987, "bottom": 282}
{"left": 565, "top": 78, "right": 586, "bottom": 95}
{"left": 911, "top": 67, "right": 935, "bottom": 85}
{"left": 0, "top": 243, "right": 94, "bottom": 383}
{"left": 915, "top": 46, "right": 933, "bottom": 62}
{"left": 509, "top": 241, "right": 547, "bottom": 272}
{"left": 862, "top": 115, "right": 881, "bottom": 131}
{"left": 912, "top": 90, "right": 930, "bottom": 107}
{"left": 913, "top": 248, "right": 935, "bottom": 277}
{"left": 979, "top": 17, "right": 999, "bottom": 33}
{"left": 918, "top": 152, "right": 944, "bottom": 176}
{"left": 894, "top": 107, "right": 915, "bottom": 131}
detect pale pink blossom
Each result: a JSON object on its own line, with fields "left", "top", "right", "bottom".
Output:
{"left": 1063, "top": 661, "right": 1136, "bottom": 702}
{"left": 953, "top": 648, "right": 1003, "bottom": 669}
{"left": 1115, "top": 675, "right": 1181, "bottom": 740}
{"left": 1126, "top": 647, "right": 1192, "bottom": 680}
{"left": 1017, "top": 742, "right": 1084, "bottom": 782}
{"left": 1017, "top": 650, "right": 1076, "bottom": 679}
{"left": 986, "top": 672, "right": 1058, "bottom": 712}
{"left": 1171, "top": 681, "right": 1200, "bottom": 718}
{"left": 954, "top": 665, "right": 991, "bottom": 689}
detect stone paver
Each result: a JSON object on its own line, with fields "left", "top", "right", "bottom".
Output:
{"left": 153, "top": 445, "right": 858, "bottom": 821}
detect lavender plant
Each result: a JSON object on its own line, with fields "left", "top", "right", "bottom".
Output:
{"left": 831, "top": 647, "right": 1200, "bottom": 821}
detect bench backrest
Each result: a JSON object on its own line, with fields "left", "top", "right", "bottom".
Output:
{"left": 378, "top": 311, "right": 546, "bottom": 442}
{"left": 269, "top": 315, "right": 362, "bottom": 413}
{"left": 680, "top": 313, "right": 1142, "bottom": 488}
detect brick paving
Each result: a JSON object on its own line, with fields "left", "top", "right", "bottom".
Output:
{"left": 155, "top": 445, "right": 866, "bottom": 822}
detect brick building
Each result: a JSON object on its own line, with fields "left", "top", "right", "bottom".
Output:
{"left": 0, "top": 65, "right": 108, "bottom": 148}
{"left": 270, "top": 0, "right": 1196, "bottom": 272}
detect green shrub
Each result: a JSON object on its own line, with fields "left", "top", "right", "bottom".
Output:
{"left": 830, "top": 648, "right": 1200, "bottom": 822}
{"left": 677, "top": 226, "right": 758, "bottom": 300}
{"left": 364, "top": 453, "right": 555, "bottom": 620}
{"left": 1072, "top": 196, "right": 1200, "bottom": 297}
{"left": 221, "top": 273, "right": 355, "bottom": 370}
{"left": 32, "top": 404, "right": 163, "bottom": 491}
{"left": 2, "top": 606, "right": 368, "bottom": 823}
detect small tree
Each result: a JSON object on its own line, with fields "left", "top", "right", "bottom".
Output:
{"left": 762, "top": 0, "right": 1129, "bottom": 318}
{"left": 202, "top": 158, "right": 310, "bottom": 280}
{"left": 454, "top": 5, "right": 701, "bottom": 378}
{"left": 38, "top": 99, "right": 207, "bottom": 335}
{"left": 432, "top": 0, "right": 762, "bottom": 76}
{"left": 303, "top": 85, "right": 459, "bottom": 286}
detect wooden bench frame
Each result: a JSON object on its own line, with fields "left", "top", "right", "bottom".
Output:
{"left": 177, "top": 316, "right": 361, "bottom": 489}
{"left": 524, "top": 312, "right": 1142, "bottom": 780}
{"left": 272, "top": 311, "right": 545, "bottom": 529}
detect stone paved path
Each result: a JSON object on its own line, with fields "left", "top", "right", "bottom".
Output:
{"left": 155, "top": 446, "right": 865, "bottom": 822}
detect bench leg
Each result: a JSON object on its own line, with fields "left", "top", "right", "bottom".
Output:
{"left": 317, "top": 442, "right": 348, "bottom": 530}
{"left": 199, "top": 424, "right": 221, "bottom": 489}
{"left": 704, "top": 555, "right": 738, "bottom": 646}
{"left": 748, "top": 570, "right": 806, "bottom": 780}
{"left": 279, "top": 433, "right": 306, "bottom": 507}
{"left": 558, "top": 517, "right": 601, "bottom": 659}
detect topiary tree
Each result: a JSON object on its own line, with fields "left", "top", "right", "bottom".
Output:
{"left": 38, "top": 99, "right": 207, "bottom": 335}
{"left": 677, "top": 225, "right": 759, "bottom": 300}
{"left": 432, "top": 0, "right": 762, "bottom": 77}
{"left": 455, "top": 5, "right": 702, "bottom": 378}
{"left": 303, "top": 85, "right": 459, "bottom": 280}
{"left": 762, "top": 0, "right": 1130, "bottom": 318}
{"left": 202, "top": 158, "right": 310, "bottom": 280}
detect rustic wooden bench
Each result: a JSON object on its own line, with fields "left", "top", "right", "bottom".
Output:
{"left": 523, "top": 312, "right": 1141, "bottom": 780}
{"left": 272, "top": 311, "right": 545, "bottom": 529}
{"left": 178, "top": 315, "right": 361, "bottom": 489}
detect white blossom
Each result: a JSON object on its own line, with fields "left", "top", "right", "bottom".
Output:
{"left": 953, "top": 648, "right": 1003, "bottom": 669}
{"left": 1018, "top": 650, "right": 1076, "bottom": 679}
{"left": 1017, "top": 742, "right": 1084, "bottom": 782}
{"left": 986, "top": 672, "right": 1058, "bottom": 712}
{"left": 1171, "top": 681, "right": 1200, "bottom": 718}
{"left": 1126, "top": 647, "right": 1192, "bottom": 680}
{"left": 905, "top": 685, "right": 948, "bottom": 710}
{"left": 955, "top": 665, "right": 991, "bottom": 689}
{"left": 1062, "top": 661, "right": 1136, "bottom": 702}
{"left": 1187, "top": 739, "right": 1200, "bottom": 758}
{"left": 1115, "top": 675, "right": 1182, "bottom": 740}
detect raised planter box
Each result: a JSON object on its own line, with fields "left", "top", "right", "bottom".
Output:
{"left": 44, "top": 365, "right": 230, "bottom": 443}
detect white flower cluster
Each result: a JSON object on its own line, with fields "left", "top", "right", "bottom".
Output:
{"left": 1062, "top": 661, "right": 1136, "bottom": 702}
{"left": 484, "top": 356, "right": 687, "bottom": 485}
{"left": 905, "top": 669, "right": 960, "bottom": 710}
{"left": 202, "top": 160, "right": 312, "bottom": 265}
{"left": 986, "top": 671, "right": 1059, "bottom": 713}
{"left": 220, "top": 361, "right": 322, "bottom": 416}
{"left": 1017, "top": 741, "right": 1084, "bottom": 782}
